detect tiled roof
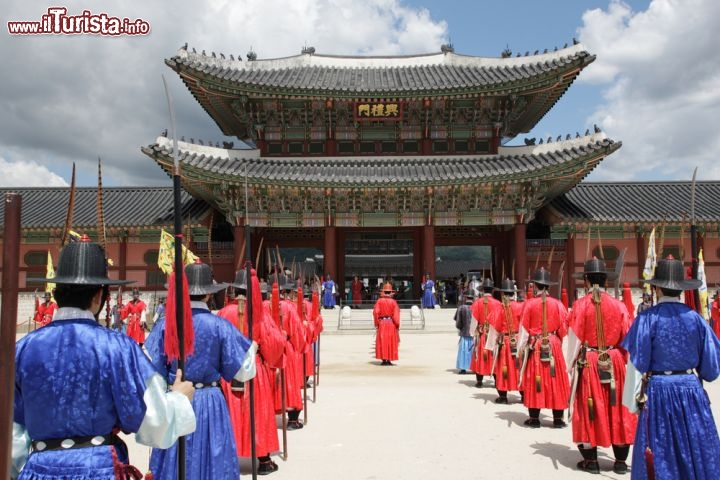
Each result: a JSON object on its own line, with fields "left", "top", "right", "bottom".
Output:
{"left": 167, "top": 44, "right": 594, "bottom": 95}
{"left": 142, "top": 133, "right": 620, "bottom": 188}
{"left": 0, "top": 187, "right": 210, "bottom": 230}
{"left": 547, "top": 182, "right": 720, "bottom": 224}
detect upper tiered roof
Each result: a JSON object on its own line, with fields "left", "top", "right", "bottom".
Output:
{"left": 166, "top": 44, "right": 595, "bottom": 140}
{"left": 168, "top": 43, "right": 593, "bottom": 95}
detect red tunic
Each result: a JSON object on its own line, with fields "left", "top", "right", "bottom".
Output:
{"left": 218, "top": 300, "right": 286, "bottom": 457}
{"left": 351, "top": 279, "right": 363, "bottom": 306}
{"left": 487, "top": 300, "right": 523, "bottom": 393}
{"left": 122, "top": 300, "right": 146, "bottom": 344}
{"left": 518, "top": 294, "right": 570, "bottom": 410}
{"left": 568, "top": 291, "right": 637, "bottom": 447}
{"left": 302, "top": 299, "right": 318, "bottom": 377}
{"left": 711, "top": 298, "right": 720, "bottom": 339}
{"left": 470, "top": 295, "right": 502, "bottom": 375}
{"left": 273, "top": 299, "right": 306, "bottom": 411}
{"left": 373, "top": 297, "right": 400, "bottom": 361}
{"left": 34, "top": 300, "right": 57, "bottom": 327}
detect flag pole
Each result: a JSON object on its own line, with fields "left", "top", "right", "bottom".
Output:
{"left": 690, "top": 167, "right": 701, "bottom": 313}
{"left": 162, "top": 74, "right": 187, "bottom": 480}
{"left": 244, "top": 159, "right": 259, "bottom": 480}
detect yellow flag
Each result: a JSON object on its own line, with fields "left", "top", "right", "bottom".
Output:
{"left": 158, "top": 229, "right": 199, "bottom": 275}
{"left": 46, "top": 252, "right": 55, "bottom": 299}
{"left": 698, "top": 249, "right": 709, "bottom": 320}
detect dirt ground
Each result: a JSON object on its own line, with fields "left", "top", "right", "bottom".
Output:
{"left": 124, "top": 331, "right": 720, "bottom": 479}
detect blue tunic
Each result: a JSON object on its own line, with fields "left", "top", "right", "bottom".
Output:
{"left": 145, "top": 305, "right": 253, "bottom": 480}
{"left": 322, "top": 280, "right": 336, "bottom": 308}
{"left": 621, "top": 300, "right": 720, "bottom": 479}
{"left": 14, "top": 317, "right": 157, "bottom": 479}
{"left": 422, "top": 280, "right": 436, "bottom": 308}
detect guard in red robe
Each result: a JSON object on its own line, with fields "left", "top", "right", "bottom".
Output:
{"left": 566, "top": 258, "right": 636, "bottom": 474}
{"left": 271, "top": 274, "right": 306, "bottom": 430}
{"left": 122, "top": 288, "right": 147, "bottom": 345}
{"left": 517, "top": 267, "right": 570, "bottom": 428}
{"left": 711, "top": 291, "right": 720, "bottom": 339}
{"left": 373, "top": 282, "right": 400, "bottom": 365}
{"left": 351, "top": 275, "right": 364, "bottom": 307}
{"left": 486, "top": 279, "right": 523, "bottom": 404}
{"left": 34, "top": 291, "right": 57, "bottom": 327}
{"left": 470, "top": 279, "right": 501, "bottom": 387}
{"left": 218, "top": 269, "right": 286, "bottom": 475}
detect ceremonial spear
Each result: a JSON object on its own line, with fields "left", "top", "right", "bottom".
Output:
{"left": 690, "top": 167, "right": 701, "bottom": 312}
{"left": 244, "top": 159, "right": 259, "bottom": 480}
{"left": 161, "top": 75, "right": 187, "bottom": 480}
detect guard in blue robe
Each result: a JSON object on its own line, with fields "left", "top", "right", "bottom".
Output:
{"left": 322, "top": 275, "right": 336, "bottom": 308}
{"left": 12, "top": 237, "right": 196, "bottom": 480}
{"left": 621, "top": 256, "right": 720, "bottom": 479}
{"left": 146, "top": 261, "right": 257, "bottom": 480}
{"left": 421, "top": 275, "right": 436, "bottom": 308}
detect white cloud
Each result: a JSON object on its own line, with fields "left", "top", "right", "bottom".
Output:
{"left": 0, "top": 157, "right": 68, "bottom": 187}
{"left": 578, "top": 0, "right": 720, "bottom": 180}
{"left": 1, "top": 0, "right": 448, "bottom": 187}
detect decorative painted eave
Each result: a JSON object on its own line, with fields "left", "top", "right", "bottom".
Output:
{"left": 0, "top": 187, "right": 210, "bottom": 232}
{"left": 544, "top": 182, "right": 720, "bottom": 229}
{"left": 142, "top": 132, "right": 619, "bottom": 190}
{"left": 166, "top": 43, "right": 592, "bottom": 96}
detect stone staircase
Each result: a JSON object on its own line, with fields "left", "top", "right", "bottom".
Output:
{"left": 321, "top": 305, "right": 458, "bottom": 335}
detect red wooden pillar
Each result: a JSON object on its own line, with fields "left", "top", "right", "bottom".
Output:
{"left": 422, "top": 225, "right": 436, "bottom": 282}
{"left": 324, "top": 226, "right": 337, "bottom": 280}
{"left": 566, "top": 232, "right": 576, "bottom": 304}
{"left": 636, "top": 229, "right": 646, "bottom": 285}
{"left": 119, "top": 233, "right": 128, "bottom": 281}
{"left": 233, "top": 222, "right": 245, "bottom": 272}
{"left": 514, "top": 222, "right": 527, "bottom": 291}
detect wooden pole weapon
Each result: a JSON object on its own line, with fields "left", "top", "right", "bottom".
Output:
{"left": 162, "top": 74, "right": 187, "bottom": 480}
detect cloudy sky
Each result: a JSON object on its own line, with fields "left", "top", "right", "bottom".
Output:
{"left": 2, "top": 0, "right": 718, "bottom": 187}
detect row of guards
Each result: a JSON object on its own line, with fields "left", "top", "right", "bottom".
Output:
{"left": 1, "top": 80, "right": 323, "bottom": 480}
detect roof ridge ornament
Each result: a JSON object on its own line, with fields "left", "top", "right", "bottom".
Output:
{"left": 301, "top": 45, "right": 316, "bottom": 55}
{"left": 440, "top": 43, "right": 454, "bottom": 54}
{"left": 247, "top": 48, "right": 257, "bottom": 61}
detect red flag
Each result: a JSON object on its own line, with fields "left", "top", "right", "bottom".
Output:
{"left": 164, "top": 268, "right": 194, "bottom": 361}
{"left": 622, "top": 282, "right": 635, "bottom": 321}
{"left": 311, "top": 291, "right": 320, "bottom": 322}
{"left": 249, "top": 268, "right": 264, "bottom": 341}
{"left": 271, "top": 282, "right": 281, "bottom": 327}
{"left": 33, "top": 294, "right": 40, "bottom": 325}
{"left": 684, "top": 266, "right": 697, "bottom": 311}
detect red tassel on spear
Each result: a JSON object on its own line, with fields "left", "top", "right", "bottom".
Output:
{"left": 164, "top": 267, "right": 194, "bottom": 362}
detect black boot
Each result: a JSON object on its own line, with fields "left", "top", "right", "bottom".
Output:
{"left": 494, "top": 390, "right": 508, "bottom": 404}
{"left": 475, "top": 374, "right": 483, "bottom": 388}
{"left": 552, "top": 409, "right": 567, "bottom": 428}
{"left": 577, "top": 446, "right": 600, "bottom": 474}
{"left": 524, "top": 408, "right": 540, "bottom": 428}
{"left": 287, "top": 410, "right": 303, "bottom": 430}
{"left": 612, "top": 445, "right": 630, "bottom": 474}
{"left": 257, "top": 455, "right": 279, "bottom": 475}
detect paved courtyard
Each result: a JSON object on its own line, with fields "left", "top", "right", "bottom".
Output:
{"left": 124, "top": 324, "right": 720, "bottom": 479}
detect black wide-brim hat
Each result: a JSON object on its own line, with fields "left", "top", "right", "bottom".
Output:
{"left": 572, "top": 257, "right": 618, "bottom": 281}
{"left": 645, "top": 257, "right": 702, "bottom": 290}
{"left": 185, "top": 262, "right": 227, "bottom": 295}
{"left": 229, "top": 269, "right": 248, "bottom": 290}
{"left": 28, "top": 238, "right": 134, "bottom": 286}
{"left": 269, "top": 273, "right": 297, "bottom": 292}
{"left": 527, "top": 267, "right": 557, "bottom": 286}
{"left": 497, "top": 278, "right": 516, "bottom": 293}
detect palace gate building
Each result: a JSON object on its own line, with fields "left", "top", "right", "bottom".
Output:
{"left": 3, "top": 43, "right": 720, "bottom": 305}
